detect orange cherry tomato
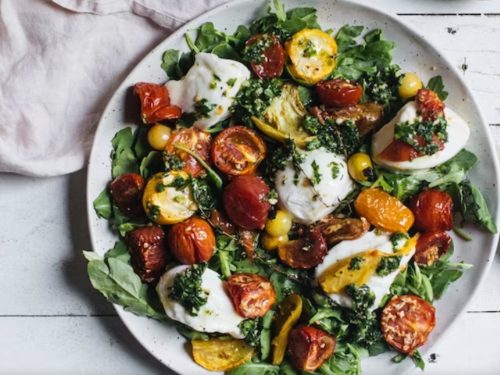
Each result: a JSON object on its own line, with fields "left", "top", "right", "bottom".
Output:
{"left": 414, "top": 231, "right": 452, "bottom": 266}
{"left": 225, "top": 273, "right": 276, "bottom": 318}
{"left": 211, "top": 126, "right": 266, "bottom": 176}
{"left": 245, "top": 34, "right": 286, "bottom": 79}
{"left": 409, "top": 188, "right": 454, "bottom": 232}
{"left": 133, "top": 82, "right": 181, "bottom": 124}
{"left": 277, "top": 229, "right": 328, "bottom": 269}
{"left": 381, "top": 295, "right": 436, "bottom": 355}
{"left": 168, "top": 217, "right": 215, "bottom": 264}
{"left": 354, "top": 188, "right": 414, "bottom": 233}
{"left": 165, "top": 127, "right": 212, "bottom": 177}
{"left": 288, "top": 325, "right": 336, "bottom": 372}
{"left": 315, "top": 79, "right": 363, "bottom": 108}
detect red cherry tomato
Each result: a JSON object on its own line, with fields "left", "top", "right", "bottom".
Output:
{"left": 133, "top": 83, "right": 181, "bottom": 124}
{"left": 209, "top": 208, "right": 236, "bottom": 235}
{"left": 416, "top": 89, "right": 445, "bottom": 121}
{"left": 288, "top": 326, "right": 336, "bottom": 372}
{"left": 109, "top": 173, "right": 145, "bottom": 217}
{"left": 165, "top": 127, "right": 212, "bottom": 177}
{"left": 381, "top": 295, "right": 436, "bottom": 355}
{"left": 315, "top": 79, "right": 363, "bottom": 108}
{"left": 415, "top": 231, "right": 452, "bottom": 266}
{"left": 277, "top": 229, "right": 328, "bottom": 269}
{"left": 211, "top": 126, "right": 266, "bottom": 176}
{"left": 409, "top": 189, "right": 454, "bottom": 232}
{"left": 168, "top": 217, "right": 216, "bottom": 264}
{"left": 223, "top": 175, "right": 271, "bottom": 230}
{"left": 225, "top": 273, "right": 276, "bottom": 318}
{"left": 245, "top": 34, "right": 285, "bottom": 79}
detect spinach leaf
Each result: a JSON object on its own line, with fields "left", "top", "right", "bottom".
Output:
{"left": 83, "top": 242, "right": 166, "bottom": 320}
{"left": 426, "top": 75, "right": 449, "bottom": 101}
{"left": 160, "top": 49, "right": 194, "bottom": 80}
{"left": 139, "top": 151, "right": 163, "bottom": 179}
{"left": 111, "top": 127, "right": 139, "bottom": 178}
{"left": 93, "top": 187, "right": 112, "bottom": 219}
{"left": 227, "top": 362, "right": 280, "bottom": 375}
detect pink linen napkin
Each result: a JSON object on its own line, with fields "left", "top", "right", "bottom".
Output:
{"left": 0, "top": 0, "right": 227, "bottom": 176}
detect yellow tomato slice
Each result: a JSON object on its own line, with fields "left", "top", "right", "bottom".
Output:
{"left": 285, "top": 29, "right": 337, "bottom": 85}
{"left": 271, "top": 293, "right": 303, "bottom": 365}
{"left": 192, "top": 338, "right": 254, "bottom": 371}
{"left": 142, "top": 171, "right": 197, "bottom": 224}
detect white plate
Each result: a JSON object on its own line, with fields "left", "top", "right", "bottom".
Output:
{"left": 86, "top": 0, "right": 500, "bottom": 374}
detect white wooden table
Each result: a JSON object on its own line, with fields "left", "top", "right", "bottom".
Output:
{"left": 1, "top": 1, "right": 499, "bottom": 374}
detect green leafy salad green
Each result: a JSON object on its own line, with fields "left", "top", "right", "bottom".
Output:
{"left": 85, "top": 0, "right": 497, "bottom": 374}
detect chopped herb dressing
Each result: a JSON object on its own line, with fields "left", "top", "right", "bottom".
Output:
{"left": 168, "top": 264, "right": 209, "bottom": 316}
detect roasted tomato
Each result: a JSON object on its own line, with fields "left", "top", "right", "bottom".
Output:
{"left": 165, "top": 127, "right": 212, "bottom": 177}
{"left": 313, "top": 216, "right": 370, "bottom": 246}
{"left": 354, "top": 188, "right": 414, "bottom": 233}
{"left": 226, "top": 273, "right": 276, "bottom": 318}
{"left": 109, "top": 173, "right": 145, "bottom": 217}
{"left": 278, "top": 228, "right": 328, "bottom": 269}
{"left": 209, "top": 208, "right": 236, "bottom": 235}
{"left": 168, "top": 217, "right": 215, "bottom": 264}
{"left": 415, "top": 231, "right": 452, "bottom": 266}
{"left": 381, "top": 295, "right": 436, "bottom": 355}
{"left": 125, "top": 226, "right": 167, "bottom": 283}
{"left": 288, "top": 326, "right": 336, "bottom": 372}
{"left": 311, "top": 102, "right": 384, "bottom": 137}
{"left": 211, "top": 126, "right": 266, "bottom": 176}
{"left": 245, "top": 34, "right": 285, "bottom": 79}
{"left": 315, "top": 79, "right": 363, "bottom": 108}
{"left": 192, "top": 338, "right": 253, "bottom": 371}
{"left": 409, "top": 189, "right": 454, "bottom": 232}
{"left": 416, "top": 88, "right": 445, "bottom": 121}
{"left": 223, "top": 175, "right": 271, "bottom": 230}
{"left": 133, "top": 83, "right": 181, "bottom": 124}
{"left": 238, "top": 230, "right": 257, "bottom": 260}
{"left": 379, "top": 134, "right": 445, "bottom": 162}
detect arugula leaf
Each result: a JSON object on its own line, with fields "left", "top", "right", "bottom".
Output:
{"left": 227, "top": 362, "right": 280, "bottom": 375}
{"left": 83, "top": 242, "right": 166, "bottom": 320}
{"left": 427, "top": 75, "right": 449, "bottom": 101}
{"left": 93, "top": 187, "right": 112, "bottom": 219}
{"left": 111, "top": 128, "right": 139, "bottom": 178}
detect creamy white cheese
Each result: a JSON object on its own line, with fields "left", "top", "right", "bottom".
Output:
{"left": 165, "top": 53, "right": 250, "bottom": 130}
{"left": 315, "top": 231, "right": 416, "bottom": 309}
{"left": 275, "top": 148, "right": 354, "bottom": 225}
{"left": 156, "top": 265, "right": 243, "bottom": 338}
{"left": 372, "top": 101, "right": 470, "bottom": 170}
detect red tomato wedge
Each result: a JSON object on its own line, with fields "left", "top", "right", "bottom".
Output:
{"left": 245, "top": 34, "right": 285, "bottom": 79}
{"left": 134, "top": 82, "right": 181, "bottom": 124}
{"left": 315, "top": 79, "right": 363, "bottom": 108}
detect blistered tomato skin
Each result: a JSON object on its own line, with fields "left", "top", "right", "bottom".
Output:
{"left": 168, "top": 217, "right": 215, "bottom": 264}
{"left": 316, "top": 79, "right": 363, "bottom": 108}
{"left": 211, "top": 126, "right": 266, "bottom": 176}
{"left": 245, "top": 34, "right": 285, "bottom": 79}
{"left": 415, "top": 231, "right": 452, "bottom": 266}
{"left": 409, "top": 189, "right": 454, "bottom": 232}
{"left": 125, "top": 226, "right": 167, "bottom": 283}
{"left": 277, "top": 228, "right": 328, "bottom": 269}
{"left": 133, "top": 82, "right": 181, "bottom": 124}
{"left": 288, "top": 326, "right": 336, "bottom": 372}
{"left": 226, "top": 273, "right": 276, "bottom": 318}
{"left": 223, "top": 176, "right": 271, "bottom": 230}
{"left": 165, "top": 127, "right": 212, "bottom": 177}
{"left": 381, "top": 295, "right": 436, "bottom": 355}
{"left": 416, "top": 88, "right": 445, "bottom": 121}
{"left": 109, "top": 173, "right": 145, "bottom": 217}
{"left": 354, "top": 188, "right": 414, "bottom": 233}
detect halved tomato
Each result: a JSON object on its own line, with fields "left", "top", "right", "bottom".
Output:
{"left": 277, "top": 229, "right": 328, "bottom": 269}
{"left": 381, "top": 294, "right": 436, "bottom": 355}
{"left": 245, "top": 34, "right": 286, "bottom": 79}
{"left": 133, "top": 82, "right": 181, "bottom": 124}
{"left": 315, "top": 79, "right": 363, "bottom": 108}
{"left": 165, "top": 128, "right": 211, "bottom": 177}
{"left": 211, "top": 126, "right": 266, "bottom": 176}
{"left": 414, "top": 231, "right": 451, "bottom": 266}
{"left": 226, "top": 273, "right": 276, "bottom": 318}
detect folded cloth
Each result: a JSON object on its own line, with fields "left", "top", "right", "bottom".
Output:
{"left": 0, "top": 0, "right": 227, "bottom": 177}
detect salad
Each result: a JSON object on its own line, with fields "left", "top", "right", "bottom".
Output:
{"left": 85, "top": 1, "right": 497, "bottom": 374}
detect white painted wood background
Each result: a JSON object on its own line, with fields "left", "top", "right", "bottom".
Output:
{"left": 1, "top": 0, "right": 499, "bottom": 374}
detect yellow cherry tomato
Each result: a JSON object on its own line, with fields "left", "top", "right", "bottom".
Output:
{"left": 347, "top": 153, "right": 373, "bottom": 183}
{"left": 398, "top": 72, "right": 423, "bottom": 99}
{"left": 192, "top": 338, "right": 254, "bottom": 371}
{"left": 265, "top": 210, "right": 293, "bottom": 237}
{"left": 285, "top": 29, "right": 337, "bottom": 85}
{"left": 147, "top": 123, "right": 172, "bottom": 150}
{"left": 142, "top": 171, "right": 197, "bottom": 224}
{"left": 261, "top": 233, "right": 289, "bottom": 251}
{"left": 272, "top": 294, "right": 303, "bottom": 365}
